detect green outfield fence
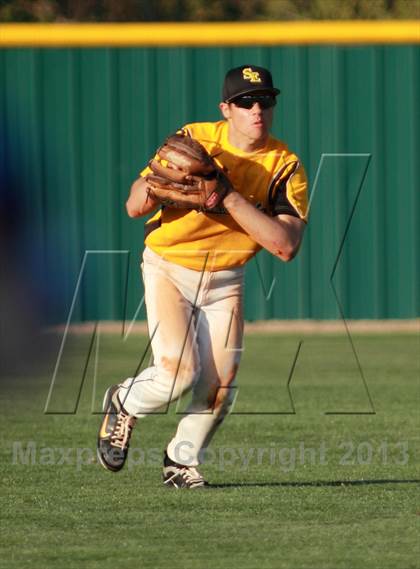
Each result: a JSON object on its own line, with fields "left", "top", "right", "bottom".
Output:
{"left": 0, "top": 23, "right": 419, "bottom": 323}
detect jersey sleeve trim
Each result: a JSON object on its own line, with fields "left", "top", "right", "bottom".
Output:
{"left": 268, "top": 161, "right": 301, "bottom": 218}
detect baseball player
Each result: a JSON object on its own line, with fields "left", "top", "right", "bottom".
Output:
{"left": 97, "top": 65, "right": 308, "bottom": 488}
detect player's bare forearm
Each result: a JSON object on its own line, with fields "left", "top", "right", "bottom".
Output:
{"left": 126, "top": 176, "right": 160, "bottom": 218}
{"left": 223, "top": 191, "right": 305, "bottom": 261}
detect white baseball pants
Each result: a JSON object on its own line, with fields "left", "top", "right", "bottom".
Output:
{"left": 119, "top": 247, "right": 244, "bottom": 466}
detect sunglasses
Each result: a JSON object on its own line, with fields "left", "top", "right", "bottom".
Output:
{"left": 231, "top": 94, "right": 277, "bottom": 110}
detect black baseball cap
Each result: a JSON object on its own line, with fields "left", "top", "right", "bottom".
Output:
{"left": 222, "top": 65, "right": 280, "bottom": 103}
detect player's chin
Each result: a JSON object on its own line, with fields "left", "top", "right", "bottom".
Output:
{"left": 250, "top": 124, "right": 268, "bottom": 141}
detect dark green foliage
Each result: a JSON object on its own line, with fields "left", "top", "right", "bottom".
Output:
{"left": 0, "top": 0, "right": 418, "bottom": 22}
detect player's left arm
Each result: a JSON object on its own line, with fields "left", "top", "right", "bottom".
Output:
{"left": 223, "top": 193, "right": 305, "bottom": 261}
{"left": 223, "top": 160, "right": 308, "bottom": 262}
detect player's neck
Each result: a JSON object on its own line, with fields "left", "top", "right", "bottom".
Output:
{"left": 227, "top": 128, "right": 269, "bottom": 153}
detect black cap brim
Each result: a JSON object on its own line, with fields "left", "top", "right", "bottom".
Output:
{"left": 225, "top": 86, "right": 280, "bottom": 103}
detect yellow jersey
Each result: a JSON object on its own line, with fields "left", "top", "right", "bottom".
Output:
{"left": 142, "top": 121, "right": 308, "bottom": 271}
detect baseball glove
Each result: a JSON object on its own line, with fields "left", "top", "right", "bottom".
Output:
{"left": 145, "top": 133, "right": 232, "bottom": 211}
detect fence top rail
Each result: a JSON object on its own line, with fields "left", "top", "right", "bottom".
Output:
{"left": 0, "top": 21, "right": 419, "bottom": 47}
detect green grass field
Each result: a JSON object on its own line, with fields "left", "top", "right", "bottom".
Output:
{"left": 1, "top": 332, "right": 419, "bottom": 569}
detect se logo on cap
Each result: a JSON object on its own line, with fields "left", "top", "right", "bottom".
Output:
{"left": 242, "top": 67, "right": 262, "bottom": 84}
